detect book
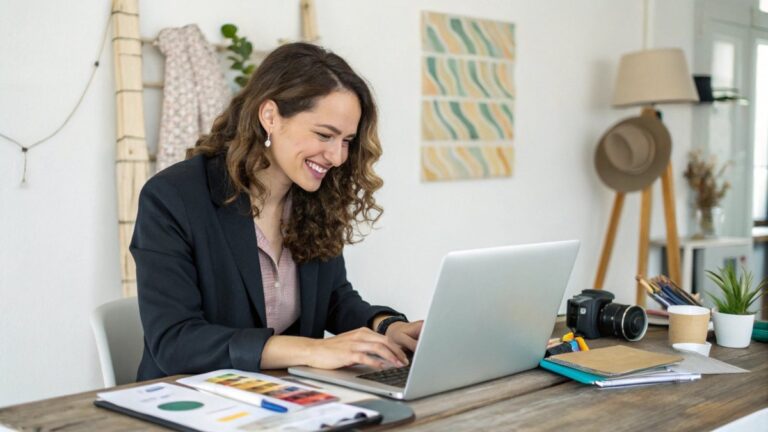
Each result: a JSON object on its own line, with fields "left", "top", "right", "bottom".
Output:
{"left": 95, "top": 382, "right": 381, "bottom": 432}
{"left": 546, "top": 345, "right": 683, "bottom": 377}
{"left": 177, "top": 370, "right": 338, "bottom": 412}
{"left": 539, "top": 359, "right": 701, "bottom": 388}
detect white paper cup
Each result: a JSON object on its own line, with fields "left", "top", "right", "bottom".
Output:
{"left": 668, "top": 305, "right": 710, "bottom": 344}
{"left": 672, "top": 342, "right": 712, "bottom": 357}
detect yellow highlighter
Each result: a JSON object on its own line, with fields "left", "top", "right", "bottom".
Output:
{"left": 561, "top": 332, "right": 574, "bottom": 342}
{"left": 575, "top": 336, "right": 590, "bottom": 351}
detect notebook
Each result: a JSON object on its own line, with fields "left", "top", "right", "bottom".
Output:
{"left": 546, "top": 345, "right": 683, "bottom": 377}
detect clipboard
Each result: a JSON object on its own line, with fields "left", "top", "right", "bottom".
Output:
{"left": 94, "top": 382, "right": 383, "bottom": 432}
{"left": 94, "top": 399, "right": 382, "bottom": 431}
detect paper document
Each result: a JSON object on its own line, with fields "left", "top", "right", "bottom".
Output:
{"left": 97, "top": 383, "right": 273, "bottom": 432}
{"left": 670, "top": 351, "right": 749, "bottom": 374}
{"left": 595, "top": 369, "right": 701, "bottom": 388}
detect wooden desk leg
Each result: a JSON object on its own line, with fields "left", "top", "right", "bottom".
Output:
{"left": 594, "top": 192, "right": 625, "bottom": 289}
{"left": 660, "top": 163, "right": 682, "bottom": 284}
{"left": 637, "top": 187, "right": 652, "bottom": 307}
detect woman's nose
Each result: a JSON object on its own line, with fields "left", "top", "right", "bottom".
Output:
{"left": 324, "top": 139, "right": 345, "bottom": 167}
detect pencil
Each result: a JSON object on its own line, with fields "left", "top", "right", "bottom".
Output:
{"left": 636, "top": 275, "right": 657, "bottom": 295}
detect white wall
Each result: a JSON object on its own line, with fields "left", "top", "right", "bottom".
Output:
{"left": 0, "top": 0, "right": 696, "bottom": 407}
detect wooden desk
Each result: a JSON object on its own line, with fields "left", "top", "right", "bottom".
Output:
{"left": 2, "top": 324, "right": 766, "bottom": 431}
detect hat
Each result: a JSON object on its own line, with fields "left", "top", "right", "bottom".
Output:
{"left": 594, "top": 114, "right": 671, "bottom": 192}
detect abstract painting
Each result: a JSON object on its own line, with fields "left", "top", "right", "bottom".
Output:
{"left": 421, "top": 11, "right": 516, "bottom": 181}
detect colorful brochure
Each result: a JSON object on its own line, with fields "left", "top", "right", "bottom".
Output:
{"left": 177, "top": 370, "right": 338, "bottom": 412}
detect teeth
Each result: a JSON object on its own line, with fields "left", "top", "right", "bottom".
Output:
{"left": 307, "top": 161, "right": 328, "bottom": 174}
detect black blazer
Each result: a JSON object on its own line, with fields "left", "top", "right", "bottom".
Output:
{"left": 131, "top": 154, "right": 399, "bottom": 381}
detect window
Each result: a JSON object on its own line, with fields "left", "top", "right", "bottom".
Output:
{"left": 754, "top": 43, "right": 768, "bottom": 222}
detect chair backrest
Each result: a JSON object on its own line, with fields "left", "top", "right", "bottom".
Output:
{"left": 90, "top": 297, "right": 143, "bottom": 387}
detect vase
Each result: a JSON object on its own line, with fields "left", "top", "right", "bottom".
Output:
{"left": 712, "top": 310, "right": 755, "bottom": 348}
{"left": 694, "top": 206, "right": 724, "bottom": 238}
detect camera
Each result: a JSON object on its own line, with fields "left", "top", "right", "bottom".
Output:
{"left": 566, "top": 289, "right": 648, "bottom": 341}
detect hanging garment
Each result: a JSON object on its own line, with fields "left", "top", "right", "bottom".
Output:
{"left": 155, "top": 24, "right": 231, "bottom": 172}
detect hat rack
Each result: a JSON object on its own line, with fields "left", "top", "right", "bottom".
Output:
{"left": 593, "top": 107, "right": 683, "bottom": 307}
{"left": 110, "top": 0, "right": 319, "bottom": 297}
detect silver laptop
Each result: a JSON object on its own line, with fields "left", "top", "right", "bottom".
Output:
{"left": 288, "top": 240, "right": 579, "bottom": 400}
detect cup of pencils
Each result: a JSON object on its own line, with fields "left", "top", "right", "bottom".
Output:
{"left": 636, "top": 275, "right": 710, "bottom": 345}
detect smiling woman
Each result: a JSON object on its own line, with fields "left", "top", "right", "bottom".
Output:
{"left": 130, "top": 42, "right": 423, "bottom": 380}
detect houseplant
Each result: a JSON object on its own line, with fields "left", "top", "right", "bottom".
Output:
{"left": 221, "top": 24, "right": 256, "bottom": 88}
{"left": 706, "top": 264, "right": 767, "bottom": 348}
{"left": 683, "top": 151, "right": 730, "bottom": 238}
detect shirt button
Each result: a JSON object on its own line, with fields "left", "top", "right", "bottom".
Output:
{"left": 274, "top": 282, "right": 280, "bottom": 288}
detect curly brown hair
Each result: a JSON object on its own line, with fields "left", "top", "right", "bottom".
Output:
{"left": 188, "top": 42, "right": 383, "bottom": 263}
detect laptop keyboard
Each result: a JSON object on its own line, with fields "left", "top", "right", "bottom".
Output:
{"left": 357, "top": 365, "right": 411, "bottom": 388}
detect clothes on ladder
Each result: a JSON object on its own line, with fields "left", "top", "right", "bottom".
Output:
{"left": 156, "top": 24, "right": 231, "bottom": 172}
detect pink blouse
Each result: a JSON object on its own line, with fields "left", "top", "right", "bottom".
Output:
{"left": 253, "top": 202, "right": 300, "bottom": 335}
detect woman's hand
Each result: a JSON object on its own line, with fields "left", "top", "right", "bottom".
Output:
{"left": 305, "top": 327, "right": 409, "bottom": 370}
{"left": 385, "top": 320, "right": 424, "bottom": 353}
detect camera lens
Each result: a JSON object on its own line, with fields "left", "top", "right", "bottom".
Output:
{"left": 598, "top": 303, "right": 648, "bottom": 341}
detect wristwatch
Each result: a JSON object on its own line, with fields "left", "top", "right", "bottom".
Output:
{"left": 376, "top": 315, "right": 409, "bottom": 335}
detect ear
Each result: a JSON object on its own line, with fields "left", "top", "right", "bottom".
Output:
{"left": 258, "top": 100, "right": 279, "bottom": 133}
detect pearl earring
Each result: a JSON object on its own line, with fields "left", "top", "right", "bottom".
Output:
{"left": 265, "top": 132, "right": 272, "bottom": 148}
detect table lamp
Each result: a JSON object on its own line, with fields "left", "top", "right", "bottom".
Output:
{"left": 594, "top": 48, "right": 699, "bottom": 306}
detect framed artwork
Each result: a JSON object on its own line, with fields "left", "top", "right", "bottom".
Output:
{"left": 421, "top": 11, "right": 516, "bottom": 181}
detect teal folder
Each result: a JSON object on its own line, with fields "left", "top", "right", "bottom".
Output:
{"left": 539, "top": 359, "right": 603, "bottom": 384}
{"left": 539, "top": 359, "right": 700, "bottom": 387}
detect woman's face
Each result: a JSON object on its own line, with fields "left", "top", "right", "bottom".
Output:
{"left": 265, "top": 90, "right": 361, "bottom": 193}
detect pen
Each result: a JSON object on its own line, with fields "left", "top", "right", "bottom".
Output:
{"left": 260, "top": 399, "right": 288, "bottom": 413}
{"left": 189, "top": 387, "right": 287, "bottom": 413}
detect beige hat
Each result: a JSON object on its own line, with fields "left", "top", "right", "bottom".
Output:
{"left": 595, "top": 115, "right": 671, "bottom": 192}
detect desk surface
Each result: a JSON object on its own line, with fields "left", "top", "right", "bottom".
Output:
{"left": 1, "top": 324, "right": 766, "bottom": 431}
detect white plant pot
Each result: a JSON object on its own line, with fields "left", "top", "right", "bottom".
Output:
{"left": 712, "top": 310, "right": 755, "bottom": 348}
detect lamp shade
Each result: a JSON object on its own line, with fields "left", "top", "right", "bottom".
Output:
{"left": 613, "top": 48, "right": 699, "bottom": 107}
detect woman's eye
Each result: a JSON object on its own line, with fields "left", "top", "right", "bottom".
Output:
{"left": 316, "top": 133, "right": 332, "bottom": 141}
{"left": 342, "top": 139, "right": 352, "bottom": 147}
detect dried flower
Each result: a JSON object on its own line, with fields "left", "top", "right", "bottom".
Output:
{"left": 683, "top": 150, "right": 730, "bottom": 210}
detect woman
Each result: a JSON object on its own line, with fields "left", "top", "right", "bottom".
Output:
{"left": 131, "top": 42, "right": 422, "bottom": 381}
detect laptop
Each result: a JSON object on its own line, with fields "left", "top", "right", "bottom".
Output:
{"left": 289, "top": 240, "right": 579, "bottom": 400}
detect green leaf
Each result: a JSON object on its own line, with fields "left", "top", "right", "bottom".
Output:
{"left": 232, "top": 61, "right": 244, "bottom": 70}
{"left": 235, "top": 75, "right": 249, "bottom": 88}
{"left": 243, "top": 64, "right": 256, "bottom": 75}
{"left": 242, "top": 41, "right": 253, "bottom": 59}
{"left": 221, "top": 24, "right": 238, "bottom": 38}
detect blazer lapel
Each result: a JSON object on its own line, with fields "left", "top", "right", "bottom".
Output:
{"left": 207, "top": 154, "right": 267, "bottom": 326}
{"left": 298, "top": 261, "right": 318, "bottom": 337}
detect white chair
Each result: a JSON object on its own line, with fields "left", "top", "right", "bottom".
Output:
{"left": 90, "top": 297, "right": 144, "bottom": 387}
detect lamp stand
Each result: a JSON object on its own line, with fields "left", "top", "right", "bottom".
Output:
{"left": 593, "top": 107, "right": 682, "bottom": 306}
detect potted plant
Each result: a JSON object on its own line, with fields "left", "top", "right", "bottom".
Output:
{"left": 706, "top": 264, "right": 767, "bottom": 348}
{"left": 221, "top": 24, "right": 256, "bottom": 88}
{"left": 683, "top": 151, "right": 730, "bottom": 238}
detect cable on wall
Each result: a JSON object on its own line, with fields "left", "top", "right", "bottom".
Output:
{"left": 0, "top": 11, "right": 112, "bottom": 185}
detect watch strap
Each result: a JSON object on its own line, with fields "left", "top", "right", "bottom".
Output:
{"left": 376, "top": 315, "right": 409, "bottom": 335}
